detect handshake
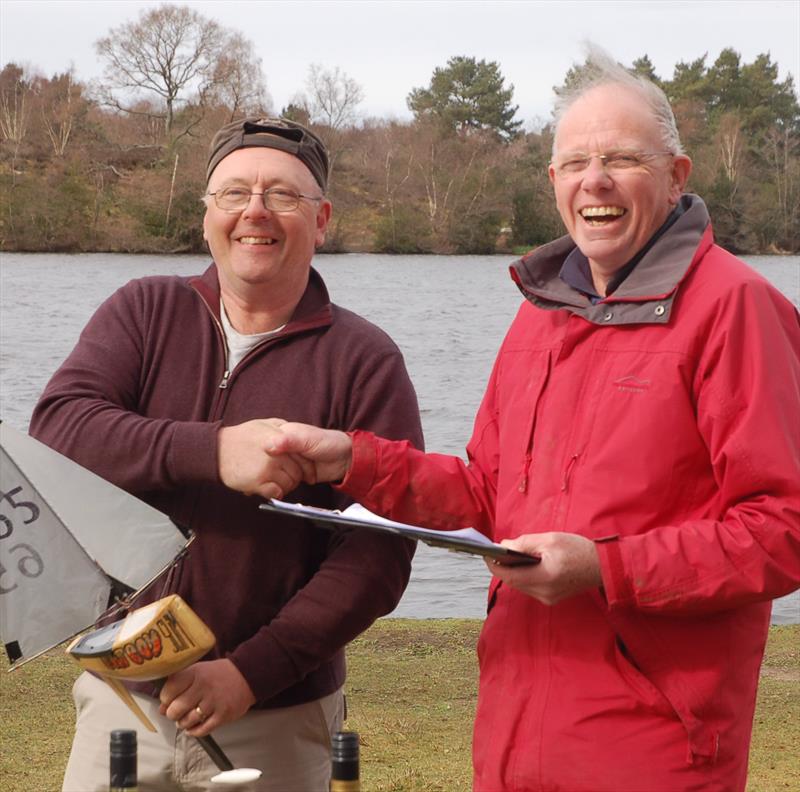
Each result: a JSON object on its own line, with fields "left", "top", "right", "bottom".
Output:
{"left": 216, "top": 419, "right": 354, "bottom": 500}
{"left": 217, "top": 419, "right": 605, "bottom": 604}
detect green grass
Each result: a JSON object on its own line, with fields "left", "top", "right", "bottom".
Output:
{"left": 1, "top": 622, "right": 796, "bottom": 791}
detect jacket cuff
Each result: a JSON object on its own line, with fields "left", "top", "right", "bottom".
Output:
{"left": 228, "top": 632, "right": 298, "bottom": 703}
{"left": 595, "top": 535, "right": 634, "bottom": 607}
{"left": 336, "top": 430, "right": 378, "bottom": 499}
{"left": 168, "top": 421, "right": 222, "bottom": 484}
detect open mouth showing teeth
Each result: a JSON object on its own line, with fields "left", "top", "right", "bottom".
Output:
{"left": 580, "top": 206, "right": 626, "bottom": 226}
{"left": 239, "top": 236, "right": 276, "bottom": 245}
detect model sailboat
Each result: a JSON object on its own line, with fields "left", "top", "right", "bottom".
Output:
{"left": 0, "top": 421, "right": 190, "bottom": 668}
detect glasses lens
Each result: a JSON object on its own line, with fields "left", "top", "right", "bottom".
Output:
{"left": 264, "top": 190, "right": 300, "bottom": 212}
{"left": 606, "top": 153, "right": 641, "bottom": 171}
{"left": 216, "top": 188, "right": 251, "bottom": 211}
{"left": 560, "top": 158, "right": 590, "bottom": 174}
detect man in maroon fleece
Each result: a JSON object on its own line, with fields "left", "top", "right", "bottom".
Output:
{"left": 30, "top": 118, "right": 423, "bottom": 792}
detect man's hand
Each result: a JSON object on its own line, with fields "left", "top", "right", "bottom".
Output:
{"left": 265, "top": 422, "right": 353, "bottom": 484}
{"left": 218, "top": 419, "right": 313, "bottom": 499}
{"left": 158, "top": 659, "right": 256, "bottom": 738}
{"left": 486, "top": 532, "right": 602, "bottom": 605}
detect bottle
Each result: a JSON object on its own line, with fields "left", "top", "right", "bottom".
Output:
{"left": 330, "top": 730, "right": 360, "bottom": 792}
{"left": 109, "top": 729, "right": 138, "bottom": 792}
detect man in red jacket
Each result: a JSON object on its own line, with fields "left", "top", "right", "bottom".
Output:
{"left": 30, "top": 118, "right": 422, "bottom": 791}
{"left": 262, "top": 52, "right": 800, "bottom": 791}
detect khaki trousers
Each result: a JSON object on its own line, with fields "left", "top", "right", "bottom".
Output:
{"left": 62, "top": 672, "right": 344, "bottom": 792}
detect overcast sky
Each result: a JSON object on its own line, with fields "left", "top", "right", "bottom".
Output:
{"left": 2, "top": 0, "right": 798, "bottom": 128}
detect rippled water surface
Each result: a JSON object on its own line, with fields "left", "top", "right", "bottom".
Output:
{"left": 1, "top": 252, "right": 798, "bottom": 623}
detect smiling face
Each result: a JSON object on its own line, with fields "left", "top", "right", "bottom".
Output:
{"left": 548, "top": 84, "right": 691, "bottom": 284}
{"left": 203, "top": 147, "right": 331, "bottom": 321}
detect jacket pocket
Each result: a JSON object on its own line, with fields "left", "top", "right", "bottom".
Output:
{"left": 486, "top": 576, "right": 502, "bottom": 615}
{"left": 613, "top": 637, "right": 677, "bottom": 719}
{"left": 591, "top": 591, "right": 719, "bottom": 766}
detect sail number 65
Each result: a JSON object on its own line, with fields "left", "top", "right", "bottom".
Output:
{"left": 0, "top": 485, "right": 44, "bottom": 593}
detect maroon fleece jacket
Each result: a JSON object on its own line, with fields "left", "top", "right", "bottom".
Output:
{"left": 30, "top": 264, "right": 423, "bottom": 708}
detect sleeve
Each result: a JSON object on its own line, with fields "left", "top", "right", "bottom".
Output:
{"left": 229, "top": 347, "right": 428, "bottom": 701}
{"left": 596, "top": 278, "right": 800, "bottom": 613}
{"left": 29, "top": 282, "right": 221, "bottom": 492}
{"left": 337, "top": 346, "right": 504, "bottom": 538}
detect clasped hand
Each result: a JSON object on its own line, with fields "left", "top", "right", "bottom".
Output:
{"left": 217, "top": 419, "right": 352, "bottom": 499}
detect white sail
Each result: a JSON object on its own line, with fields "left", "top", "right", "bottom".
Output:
{"left": 0, "top": 422, "right": 189, "bottom": 667}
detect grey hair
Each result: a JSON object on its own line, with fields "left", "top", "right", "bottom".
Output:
{"left": 552, "top": 44, "right": 685, "bottom": 157}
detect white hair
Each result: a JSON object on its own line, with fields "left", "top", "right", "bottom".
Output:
{"left": 552, "top": 44, "right": 685, "bottom": 157}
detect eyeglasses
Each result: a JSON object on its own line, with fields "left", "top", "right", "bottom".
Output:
{"left": 551, "top": 151, "right": 674, "bottom": 177}
{"left": 206, "top": 186, "right": 324, "bottom": 213}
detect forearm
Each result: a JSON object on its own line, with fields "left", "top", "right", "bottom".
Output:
{"left": 598, "top": 498, "right": 800, "bottom": 614}
{"left": 339, "top": 430, "right": 497, "bottom": 537}
{"left": 31, "top": 385, "right": 221, "bottom": 493}
{"left": 229, "top": 530, "right": 414, "bottom": 702}
{"left": 29, "top": 284, "right": 222, "bottom": 492}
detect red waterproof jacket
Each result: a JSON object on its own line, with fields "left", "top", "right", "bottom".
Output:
{"left": 340, "top": 196, "right": 800, "bottom": 791}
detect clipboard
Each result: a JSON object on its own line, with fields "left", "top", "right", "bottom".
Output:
{"left": 260, "top": 499, "right": 539, "bottom": 567}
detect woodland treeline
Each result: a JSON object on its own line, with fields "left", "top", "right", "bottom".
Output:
{"left": 1, "top": 4, "right": 798, "bottom": 255}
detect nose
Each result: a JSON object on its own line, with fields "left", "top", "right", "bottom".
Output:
{"left": 242, "top": 192, "right": 272, "bottom": 219}
{"left": 580, "top": 156, "right": 613, "bottom": 191}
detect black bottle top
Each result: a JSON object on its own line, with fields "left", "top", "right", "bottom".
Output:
{"left": 330, "top": 731, "right": 359, "bottom": 781}
{"left": 109, "top": 729, "right": 137, "bottom": 789}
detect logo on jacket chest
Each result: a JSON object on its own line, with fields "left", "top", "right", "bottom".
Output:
{"left": 612, "top": 375, "right": 652, "bottom": 394}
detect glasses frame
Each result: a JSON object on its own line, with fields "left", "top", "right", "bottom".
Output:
{"left": 550, "top": 150, "right": 675, "bottom": 178}
{"left": 206, "top": 186, "right": 324, "bottom": 214}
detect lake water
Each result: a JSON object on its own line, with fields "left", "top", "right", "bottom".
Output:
{"left": 1, "top": 252, "right": 798, "bottom": 624}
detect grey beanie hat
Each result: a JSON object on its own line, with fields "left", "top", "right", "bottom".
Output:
{"left": 206, "top": 117, "right": 329, "bottom": 191}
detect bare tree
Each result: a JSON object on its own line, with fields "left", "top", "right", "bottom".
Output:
{"left": 0, "top": 63, "right": 32, "bottom": 185}
{"left": 210, "top": 33, "right": 271, "bottom": 120}
{"left": 37, "top": 70, "right": 84, "bottom": 156}
{"left": 290, "top": 64, "right": 364, "bottom": 176}
{"left": 717, "top": 112, "right": 743, "bottom": 193}
{"left": 94, "top": 4, "right": 266, "bottom": 139}
{"left": 305, "top": 64, "right": 364, "bottom": 132}
{"left": 0, "top": 64, "right": 30, "bottom": 146}
{"left": 764, "top": 125, "right": 800, "bottom": 249}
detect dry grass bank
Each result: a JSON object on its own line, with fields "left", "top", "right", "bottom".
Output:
{"left": 0, "top": 621, "right": 797, "bottom": 791}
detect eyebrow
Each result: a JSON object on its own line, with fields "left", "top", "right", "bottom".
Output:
{"left": 214, "top": 177, "right": 301, "bottom": 192}
{"left": 557, "top": 147, "right": 633, "bottom": 158}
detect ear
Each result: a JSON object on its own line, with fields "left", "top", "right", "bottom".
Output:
{"left": 548, "top": 163, "right": 556, "bottom": 186}
{"left": 669, "top": 155, "right": 693, "bottom": 204}
{"left": 314, "top": 200, "right": 333, "bottom": 248}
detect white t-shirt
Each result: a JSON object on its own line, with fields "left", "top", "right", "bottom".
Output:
{"left": 219, "top": 301, "right": 285, "bottom": 371}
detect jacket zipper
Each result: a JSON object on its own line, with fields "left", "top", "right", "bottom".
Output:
{"left": 193, "top": 290, "right": 260, "bottom": 398}
{"left": 190, "top": 289, "right": 235, "bottom": 413}
{"left": 518, "top": 353, "right": 553, "bottom": 493}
